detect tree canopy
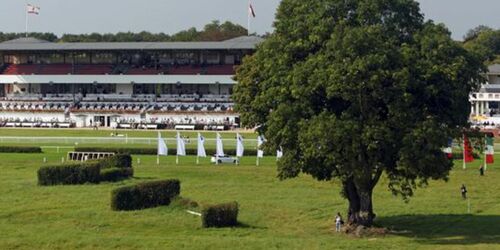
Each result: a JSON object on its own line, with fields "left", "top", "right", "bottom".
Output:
{"left": 0, "top": 20, "right": 248, "bottom": 43}
{"left": 234, "top": 0, "right": 484, "bottom": 228}
{"left": 463, "top": 26, "right": 500, "bottom": 64}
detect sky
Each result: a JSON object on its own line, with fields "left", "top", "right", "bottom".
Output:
{"left": 0, "top": 0, "right": 498, "bottom": 41}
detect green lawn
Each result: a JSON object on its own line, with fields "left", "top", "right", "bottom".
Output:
{"left": 0, "top": 154, "right": 499, "bottom": 249}
{"left": 0, "top": 129, "right": 499, "bottom": 249}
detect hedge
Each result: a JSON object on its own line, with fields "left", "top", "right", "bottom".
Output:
{"left": 0, "top": 146, "right": 42, "bottom": 153}
{"left": 38, "top": 162, "right": 101, "bottom": 185}
{"left": 98, "top": 154, "right": 132, "bottom": 169}
{"left": 75, "top": 147, "right": 262, "bottom": 156}
{"left": 111, "top": 179, "right": 180, "bottom": 211}
{"left": 38, "top": 154, "right": 134, "bottom": 185}
{"left": 201, "top": 202, "right": 239, "bottom": 228}
{"left": 100, "top": 167, "right": 134, "bottom": 182}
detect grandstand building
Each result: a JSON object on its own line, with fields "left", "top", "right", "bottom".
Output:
{"left": 0, "top": 36, "right": 262, "bottom": 129}
{"left": 470, "top": 64, "right": 500, "bottom": 119}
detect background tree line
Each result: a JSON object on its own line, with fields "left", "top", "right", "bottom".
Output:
{"left": 0, "top": 20, "right": 248, "bottom": 43}
{"left": 463, "top": 25, "right": 500, "bottom": 65}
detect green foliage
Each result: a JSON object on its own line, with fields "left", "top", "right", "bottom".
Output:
{"left": 37, "top": 163, "right": 101, "bottom": 185}
{"left": 234, "top": 0, "right": 484, "bottom": 226}
{"left": 111, "top": 179, "right": 181, "bottom": 211}
{"left": 0, "top": 146, "right": 42, "bottom": 153}
{"left": 463, "top": 27, "right": 500, "bottom": 63}
{"left": 201, "top": 202, "right": 239, "bottom": 228}
{"left": 100, "top": 167, "right": 134, "bottom": 182}
{"left": 98, "top": 154, "right": 132, "bottom": 169}
{"left": 38, "top": 154, "right": 133, "bottom": 185}
{"left": 0, "top": 20, "right": 247, "bottom": 43}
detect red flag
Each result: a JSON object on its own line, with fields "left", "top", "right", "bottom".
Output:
{"left": 463, "top": 135, "right": 474, "bottom": 163}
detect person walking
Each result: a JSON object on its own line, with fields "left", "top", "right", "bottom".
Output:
{"left": 461, "top": 184, "right": 467, "bottom": 199}
{"left": 335, "top": 212, "right": 343, "bottom": 232}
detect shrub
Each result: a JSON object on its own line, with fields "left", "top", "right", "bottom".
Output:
{"left": 98, "top": 154, "right": 132, "bottom": 169}
{"left": 38, "top": 162, "right": 101, "bottom": 185}
{"left": 0, "top": 146, "right": 42, "bottom": 153}
{"left": 111, "top": 179, "right": 180, "bottom": 211}
{"left": 201, "top": 202, "right": 239, "bottom": 228}
{"left": 100, "top": 167, "right": 134, "bottom": 182}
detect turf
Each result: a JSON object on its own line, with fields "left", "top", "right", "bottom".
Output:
{"left": 0, "top": 129, "right": 499, "bottom": 249}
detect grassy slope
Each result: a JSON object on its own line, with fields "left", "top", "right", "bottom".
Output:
{"left": 0, "top": 148, "right": 499, "bottom": 249}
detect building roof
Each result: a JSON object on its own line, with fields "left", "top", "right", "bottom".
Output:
{"left": 0, "top": 74, "right": 236, "bottom": 85}
{"left": 0, "top": 36, "right": 263, "bottom": 51}
{"left": 488, "top": 64, "right": 500, "bottom": 74}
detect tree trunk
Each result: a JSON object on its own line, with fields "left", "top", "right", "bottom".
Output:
{"left": 343, "top": 178, "right": 375, "bottom": 227}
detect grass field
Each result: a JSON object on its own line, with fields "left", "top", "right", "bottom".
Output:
{"left": 1, "top": 128, "right": 500, "bottom": 249}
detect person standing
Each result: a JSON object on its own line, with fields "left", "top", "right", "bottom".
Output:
{"left": 335, "top": 212, "right": 343, "bottom": 232}
{"left": 461, "top": 184, "right": 467, "bottom": 199}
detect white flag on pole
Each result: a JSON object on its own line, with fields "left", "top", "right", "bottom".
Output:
{"left": 257, "top": 135, "right": 265, "bottom": 158}
{"left": 157, "top": 132, "right": 168, "bottom": 156}
{"left": 216, "top": 133, "right": 224, "bottom": 156}
{"left": 236, "top": 133, "right": 245, "bottom": 157}
{"left": 197, "top": 133, "right": 207, "bottom": 157}
{"left": 276, "top": 146, "right": 283, "bottom": 159}
{"left": 27, "top": 4, "right": 40, "bottom": 15}
{"left": 176, "top": 132, "right": 186, "bottom": 156}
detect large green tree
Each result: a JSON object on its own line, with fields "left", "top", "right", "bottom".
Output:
{"left": 234, "top": 0, "right": 484, "bottom": 227}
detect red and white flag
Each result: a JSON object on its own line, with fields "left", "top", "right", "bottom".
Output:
{"left": 27, "top": 4, "right": 40, "bottom": 15}
{"left": 485, "top": 135, "right": 494, "bottom": 164}
{"left": 249, "top": 3, "right": 256, "bottom": 18}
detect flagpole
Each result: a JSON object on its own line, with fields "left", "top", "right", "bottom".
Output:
{"left": 247, "top": 0, "right": 250, "bottom": 36}
{"left": 463, "top": 134, "right": 466, "bottom": 170}
{"left": 484, "top": 134, "right": 487, "bottom": 171}
{"left": 25, "top": 3, "right": 28, "bottom": 37}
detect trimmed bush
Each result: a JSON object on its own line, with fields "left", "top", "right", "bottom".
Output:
{"left": 75, "top": 147, "right": 262, "bottom": 156}
{"left": 98, "top": 154, "right": 132, "bottom": 169}
{"left": 111, "top": 179, "right": 180, "bottom": 211}
{"left": 100, "top": 167, "right": 134, "bottom": 182}
{"left": 38, "top": 163, "right": 101, "bottom": 185}
{"left": 38, "top": 154, "right": 134, "bottom": 185}
{"left": 201, "top": 202, "right": 239, "bottom": 228}
{"left": 0, "top": 146, "right": 42, "bottom": 153}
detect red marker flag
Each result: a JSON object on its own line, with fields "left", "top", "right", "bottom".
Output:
{"left": 463, "top": 135, "right": 474, "bottom": 163}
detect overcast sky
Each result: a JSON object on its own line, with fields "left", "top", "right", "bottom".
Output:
{"left": 0, "top": 0, "right": 498, "bottom": 40}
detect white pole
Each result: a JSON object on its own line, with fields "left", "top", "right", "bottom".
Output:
{"left": 25, "top": 3, "right": 28, "bottom": 37}
{"left": 463, "top": 135, "right": 466, "bottom": 170}
{"left": 256, "top": 156, "right": 259, "bottom": 166}
{"left": 247, "top": 0, "right": 250, "bottom": 36}
{"left": 157, "top": 155, "right": 160, "bottom": 165}
{"left": 176, "top": 155, "right": 179, "bottom": 165}
{"left": 467, "top": 198, "right": 471, "bottom": 213}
